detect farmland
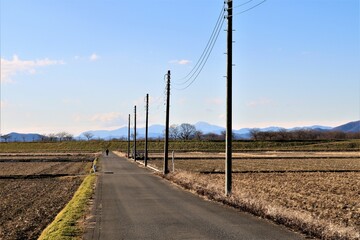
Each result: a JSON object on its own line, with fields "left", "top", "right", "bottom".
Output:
{"left": 0, "top": 139, "right": 359, "bottom": 153}
{"left": 146, "top": 150, "right": 360, "bottom": 240}
{"left": 165, "top": 171, "right": 360, "bottom": 239}
{"left": 0, "top": 140, "right": 359, "bottom": 239}
{"left": 0, "top": 153, "right": 95, "bottom": 240}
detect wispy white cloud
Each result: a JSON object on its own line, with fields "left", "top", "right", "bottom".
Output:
{"left": 74, "top": 112, "right": 127, "bottom": 128}
{"left": 170, "top": 59, "right": 191, "bottom": 65}
{"left": 89, "top": 53, "right": 100, "bottom": 61}
{"left": 90, "top": 112, "right": 120, "bottom": 122}
{"left": 1, "top": 55, "right": 64, "bottom": 83}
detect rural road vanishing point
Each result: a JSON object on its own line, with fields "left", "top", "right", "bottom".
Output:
{"left": 84, "top": 152, "right": 305, "bottom": 240}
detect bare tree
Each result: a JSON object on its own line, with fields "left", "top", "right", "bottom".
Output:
{"left": 278, "top": 128, "right": 288, "bottom": 140}
{"left": 56, "top": 132, "right": 73, "bottom": 142}
{"left": 83, "top": 132, "right": 94, "bottom": 141}
{"left": 250, "top": 128, "right": 260, "bottom": 140}
{"left": 56, "top": 132, "right": 67, "bottom": 142}
{"left": 194, "top": 130, "right": 203, "bottom": 140}
{"left": 178, "top": 123, "right": 197, "bottom": 140}
{"left": 1, "top": 134, "right": 11, "bottom": 142}
{"left": 64, "top": 133, "right": 74, "bottom": 141}
{"left": 47, "top": 133, "right": 57, "bottom": 142}
{"left": 169, "top": 124, "right": 180, "bottom": 140}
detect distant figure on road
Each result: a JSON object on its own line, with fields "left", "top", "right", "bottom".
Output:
{"left": 106, "top": 149, "right": 109, "bottom": 156}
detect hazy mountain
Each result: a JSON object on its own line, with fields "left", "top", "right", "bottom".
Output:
{"left": 195, "top": 121, "right": 225, "bottom": 134}
{"left": 4, "top": 120, "right": 359, "bottom": 141}
{"left": 81, "top": 124, "right": 164, "bottom": 140}
{"left": 332, "top": 120, "right": 360, "bottom": 133}
{"left": 0, "top": 132, "right": 45, "bottom": 142}
{"left": 289, "top": 125, "right": 332, "bottom": 132}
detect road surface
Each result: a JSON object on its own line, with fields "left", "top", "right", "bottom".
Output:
{"left": 84, "top": 152, "right": 305, "bottom": 240}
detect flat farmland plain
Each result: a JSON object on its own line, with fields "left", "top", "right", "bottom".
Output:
{"left": 0, "top": 153, "right": 95, "bottom": 240}
{"left": 148, "top": 151, "right": 360, "bottom": 239}
{"left": 148, "top": 151, "right": 360, "bottom": 172}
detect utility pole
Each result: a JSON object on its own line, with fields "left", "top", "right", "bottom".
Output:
{"left": 225, "top": 0, "right": 233, "bottom": 196}
{"left": 134, "top": 105, "right": 137, "bottom": 161}
{"left": 145, "top": 93, "right": 149, "bottom": 167}
{"left": 164, "top": 70, "right": 170, "bottom": 174}
{"left": 127, "top": 114, "right": 130, "bottom": 158}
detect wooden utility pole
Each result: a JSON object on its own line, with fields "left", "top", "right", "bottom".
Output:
{"left": 145, "top": 93, "right": 149, "bottom": 167}
{"left": 225, "top": 0, "right": 233, "bottom": 196}
{"left": 134, "top": 105, "right": 137, "bottom": 161}
{"left": 127, "top": 114, "right": 130, "bottom": 158}
{"left": 164, "top": 70, "right": 170, "bottom": 174}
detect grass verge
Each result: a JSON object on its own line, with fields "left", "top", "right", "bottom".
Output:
{"left": 38, "top": 174, "right": 96, "bottom": 240}
{"left": 164, "top": 171, "right": 360, "bottom": 240}
{"left": 89, "top": 157, "right": 99, "bottom": 173}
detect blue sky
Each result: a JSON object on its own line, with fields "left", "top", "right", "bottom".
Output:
{"left": 1, "top": 0, "right": 359, "bottom": 135}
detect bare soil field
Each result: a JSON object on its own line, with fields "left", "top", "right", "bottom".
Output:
{"left": 148, "top": 151, "right": 360, "bottom": 239}
{"left": 0, "top": 162, "right": 91, "bottom": 176}
{"left": 149, "top": 151, "right": 360, "bottom": 159}
{"left": 166, "top": 171, "right": 360, "bottom": 239}
{"left": 0, "top": 153, "right": 95, "bottom": 240}
{"left": 0, "top": 177, "right": 83, "bottom": 240}
{"left": 0, "top": 152, "right": 96, "bottom": 162}
{"left": 149, "top": 158, "right": 360, "bottom": 172}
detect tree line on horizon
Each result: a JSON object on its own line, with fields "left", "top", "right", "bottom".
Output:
{"left": 1, "top": 123, "right": 359, "bottom": 143}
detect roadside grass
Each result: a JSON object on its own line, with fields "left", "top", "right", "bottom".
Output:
{"left": 38, "top": 174, "right": 96, "bottom": 240}
{"left": 165, "top": 171, "right": 360, "bottom": 240}
{"left": 90, "top": 157, "right": 99, "bottom": 173}
{"left": 147, "top": 151, "right": 360, "bottom": 240}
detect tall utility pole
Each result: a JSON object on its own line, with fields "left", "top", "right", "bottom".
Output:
{"left": 164, "top": 70, "right": 170, "bottom": 174}
{"left": 127, "top": 114, "right": 130, "bottom": 158}
{"left": 145, "top": 93, "right": 149, "bottom": 167}
{"left": 225, "top": 0, "right": 233, "bottom": 196}
{"left": 134, "top": 105, "right": 137, "bottom": 161}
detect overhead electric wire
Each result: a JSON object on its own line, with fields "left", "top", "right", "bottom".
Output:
{"left": 233, "top": 0, "right": 255, "bottom": 8}
{"left": 174, "top": 17, "right": 225, "bottom": 91}
{"left": 173, "top": 0, "right": 267, "bottom": 91}
{"left": 174, "top": 4, "right": 225, "bottom": 86}
{"left": 234, "top": 0, "right": 267, "bottom": 15}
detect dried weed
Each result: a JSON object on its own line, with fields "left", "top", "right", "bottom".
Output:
{"left": 165, "top": 171, "right": 360, "bottom": 240}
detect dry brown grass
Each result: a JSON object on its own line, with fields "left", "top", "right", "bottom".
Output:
{"left": 149, "top": 158, "right": 360, "bottom": 172}
{"left": 165, "top": 171, "right": 360, "bottom": 240}
{"left": 150, "top": 151, "right": 360, "bottom": 159}
{"left": 151, "top": 151, "right": 360, "bottom": 239}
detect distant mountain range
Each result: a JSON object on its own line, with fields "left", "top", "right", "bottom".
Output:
{"left": 0, "top": 133, "right": 45, "bottom": 142}
{"left": 333, "top": 120, "right": 360, "bottom": 133}
{"left": 1, "top": 120, "right": 359, "bottom": 142}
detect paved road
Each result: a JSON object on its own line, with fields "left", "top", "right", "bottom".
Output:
{"left": 85, "top": 152, "right": 305, "bottom": 240}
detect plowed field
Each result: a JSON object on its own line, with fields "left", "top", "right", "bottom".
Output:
{"left": 0, "top": 162, "right": 91, "bottom": 176}
{"left": 0, "top": 177, "right": 83, "bottom": 240}
{"left": 0, "top": 153, "right": 94, "bottom": 240}
{"left": 147, "top": 151, "right": 360, "bottom": 239}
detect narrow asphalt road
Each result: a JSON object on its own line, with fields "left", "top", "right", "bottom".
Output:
{"left": 85, "top": 152, "right": 305, "bottom": 240}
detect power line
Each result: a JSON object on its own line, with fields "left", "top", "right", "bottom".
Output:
{"left": 233, "top": 0, "right": 255, "bottom": 8}
{"left": 174, "top": 17, "right": 225, "bottom": 91}
{"left": 174, "top": 4, "right": 225, "bottom": 86}
{"left": 234, "top": 0, "right": 267, "bottom": 15}
{"left": 174, "top": 0, "right": 267, "bottom": 91}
